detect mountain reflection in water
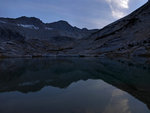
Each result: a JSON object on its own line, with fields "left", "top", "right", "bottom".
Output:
{"left": 0, "top": 57, "right": 150, "bottom": 113}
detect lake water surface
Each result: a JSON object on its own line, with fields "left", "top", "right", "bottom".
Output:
{"left": 0, "top": 57, "right": 150, "bottom": 113}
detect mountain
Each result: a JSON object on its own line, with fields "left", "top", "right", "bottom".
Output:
{"left": 1, "top": 1, "right": 150, "bottom": 58}
{"left": 0, "top": 16, "right": 98, "bottom": 57}
{"left": 0, "top": 16, "right": 97, "bottom": 40}
{"left": 72, "top": 1, "right": 150, "bottom": 57}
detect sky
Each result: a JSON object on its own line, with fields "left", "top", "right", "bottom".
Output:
{"left": 0, "top": 0, "right": 148, "bottom": 29}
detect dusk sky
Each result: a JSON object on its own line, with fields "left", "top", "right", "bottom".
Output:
{"left": 0, "top": 0, "right": 148, "bottom": 29}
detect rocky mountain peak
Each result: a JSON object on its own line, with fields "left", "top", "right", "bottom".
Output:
{"left": 14, "top": 16, "right": 44, "bottom": 27}
{"left": 56, "top": 20, "right": 70, "bottom": 25}
{"left": 16, "top": 16, "right": 43, "bottom": 24}
{"left": 46, "top": 20, "right": 73, "bottom": 31}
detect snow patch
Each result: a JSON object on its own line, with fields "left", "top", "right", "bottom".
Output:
{"left": 17, "top": 24, "right": 39, "bottom": 30}
{"left": 45, "top": 27, "right": 53, "bottom": 30}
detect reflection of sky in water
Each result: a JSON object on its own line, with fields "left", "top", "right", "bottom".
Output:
{"left": 0, "top": 80, "right": 149, "bottom": 113}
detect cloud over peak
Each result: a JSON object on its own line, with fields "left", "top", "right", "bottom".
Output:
{"left": 106, "top": 0, "right": 130, "bottom": 19}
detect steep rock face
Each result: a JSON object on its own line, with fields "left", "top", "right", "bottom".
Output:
{"left": 65, "top": 1, "right": 150, "bottom": 57}
{"left": 0, "top": 27, "right": 25, "bottom": 41}
{"left": 77, "top": 1, "right": 150, "bottom": 57}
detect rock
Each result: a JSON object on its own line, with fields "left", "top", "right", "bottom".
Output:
{"left": 132, "top": 47, "right": 147, "bottom": 56}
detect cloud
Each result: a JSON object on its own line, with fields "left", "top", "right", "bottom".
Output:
{"left": 103, "top": 89, "right": 131, "bottom": 113}
{"left": 106, "top": 0, "right": 130, "bottom": 19}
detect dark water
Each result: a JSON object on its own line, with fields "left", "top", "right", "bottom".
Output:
{"left": 0, "top": 57, "right": 150, "bottom": 113}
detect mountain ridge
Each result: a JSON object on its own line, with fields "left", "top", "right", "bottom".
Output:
{"left": 70, "top": 1, "right": 150, "bottom": 58}
{"left": 0, "top": 16, "right": 98, "bottom": 40}
{"left": 0, "top": 1, "right": 150, "bottom": 58}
